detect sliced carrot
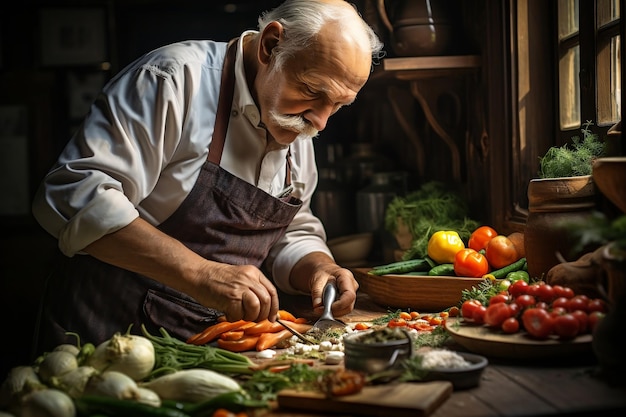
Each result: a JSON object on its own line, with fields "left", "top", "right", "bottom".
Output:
{"left": 256, "top": 329, "right": 293, "bottom": 351}
{"left": 187, "top": 319, "right": 249, "bottom": 345}
{"left": 277, "top": 310, "right": 297, "bottom": 321}
{"left": 354, "top": 322, "right": 370, "bottom": 331}
{"left": 216, "top": 335, "right": 260, "bottom": 352}
{"left": 244, "top": 319, "right": 284, "bottom": 335}
{"left": 219, "top": 330, "right": 244, "bottom": 341}
{"left": 293, "top": 317, "right": 309, "bottom": 324}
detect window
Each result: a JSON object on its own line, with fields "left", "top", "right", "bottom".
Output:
{"left": 557, "top": 0, "right": 621, "bottom": 132}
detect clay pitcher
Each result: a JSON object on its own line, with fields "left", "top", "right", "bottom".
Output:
{"left": 376, "top": 0, "right": 454, "bottom": 56}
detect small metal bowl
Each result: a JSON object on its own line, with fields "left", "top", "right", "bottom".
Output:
{"left": 343, "top": 328, "right": 412, "bottom": 374}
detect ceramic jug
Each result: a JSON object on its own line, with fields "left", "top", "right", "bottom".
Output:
{"left": 376, "top": 0, "right": 454, "bottom": 56}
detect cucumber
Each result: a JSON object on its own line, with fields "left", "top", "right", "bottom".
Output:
{"left": 369, "top": 258, "right": 431, "bottom": 276}
{"left": 489, "top": 257, "right": 527, "bottom": 279}
{"left": 428, "top": 263, "right": 455, "bottom": 276}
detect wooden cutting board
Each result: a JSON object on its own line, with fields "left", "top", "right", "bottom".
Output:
{"left": 277, "top": 381, "right": 453, "bottom": 417}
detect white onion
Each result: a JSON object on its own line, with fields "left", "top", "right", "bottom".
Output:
{"left": 87, "top": 333, "right": 155, "bottom": 381}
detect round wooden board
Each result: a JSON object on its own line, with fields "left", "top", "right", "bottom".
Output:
{"left": 444, "top": 317, "right": 593, "bottom": 359}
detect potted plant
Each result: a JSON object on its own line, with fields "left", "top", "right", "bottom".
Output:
{"left": 524, "top": 121, "right": 607, "bottom": 279}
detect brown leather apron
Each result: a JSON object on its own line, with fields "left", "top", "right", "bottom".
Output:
{"left": 34, "top": 40, "right": 303, "bottom": 353}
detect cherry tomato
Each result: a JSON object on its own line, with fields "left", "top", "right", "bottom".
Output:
{"left": 515, "top": 294, "right": 536, "bottom": 308}
{"left": 473, "top": 305, "right": 487, "bottom": 324}
{"left": 454, "top": 248, "right": 490, "bottom": 278}
{"left": 522, "top": 307, "right": 554, "bottom": 339}
{"left": 587, "top": 298, "right": 608, "bottom": 313}
{"left": 570, "top": 309, "right": 589, "bottom": 333}
{"left": 468, "top": 226, "right": 498, "bottom": 251}
{"left": 485, "top": 235, "right": 521, "bottom": 269}
{"left": 535, "top": 284, "right": 556, "bottom": 303}
{"left": 489, "top": 293, "right": 510, "bottom": 305}
{"left": 551, "top": 296, "right": 570, "bottom": 309}
{"left": 484, "top": 302, "right": 513, "bottom": 328}
{"left": 566, "top": 295, "right": 589, "bottom": 313}
{"left": 553, "top": 313, "right": 580, "bottom": 339}
{"left": 553, "top": 285, "right": 575, "bottom": 299}
{"left": 508, "top": 301, "right": 521, "bottom": 316}
{"left": 501, "top": 317, "right": 520, "bottom": 333}
{"left": 509, "top": 279, "right": 529, "bottom": 298}
{"left": 461, "top": 299, "right": 483, "bottom": 321}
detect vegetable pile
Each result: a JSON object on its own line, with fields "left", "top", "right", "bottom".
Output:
{"left": 460, "top": 280, "right": 607, "bottom": 339}
{"left": 370, "top": 224, "right": 528, "bottom": 280}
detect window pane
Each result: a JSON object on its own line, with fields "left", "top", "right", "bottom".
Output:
{"left": 597, "top": 34, "right": 621, "bottom": 125}
{"left": 559, "top": 46, "right": 581, "bottom": 129}
{"left": 558, "top": 0, "right": 579, "bottom": 39}
{"left": 597, "top": 0, "right": 620, "bottom": 26}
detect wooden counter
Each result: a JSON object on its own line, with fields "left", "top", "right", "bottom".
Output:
{"left": 273, "top": 291, "right": 626, "bottom": 417}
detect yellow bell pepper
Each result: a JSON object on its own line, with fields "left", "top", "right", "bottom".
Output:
{"left": 427, "top": 230, "right": 465, "bottom": 264}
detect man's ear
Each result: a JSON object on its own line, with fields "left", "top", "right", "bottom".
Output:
{"left": 259, "top": 21, "right": 283, "bottom": 65}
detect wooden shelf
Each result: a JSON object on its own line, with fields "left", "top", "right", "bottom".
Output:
{"left": 382, "top": 55, "right": 482, "bottom": 71}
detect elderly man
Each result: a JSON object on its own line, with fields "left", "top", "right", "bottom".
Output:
{"left": 32, "top": 0, "right": 383, "bottom": 351}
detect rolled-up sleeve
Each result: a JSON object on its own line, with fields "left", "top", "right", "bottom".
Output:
{"left": 32, "top": 53, "right": 191, "bottom": 256}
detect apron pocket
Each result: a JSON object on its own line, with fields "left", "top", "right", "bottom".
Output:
{"left": 143, "top": 289, "right": 221, "bottom": 341}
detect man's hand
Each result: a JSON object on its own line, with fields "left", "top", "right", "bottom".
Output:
{"left": 290, "top": 252, "right": 359, "bottom": 317}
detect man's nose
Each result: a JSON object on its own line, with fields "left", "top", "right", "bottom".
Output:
{"left": 305, "top": 104, "right": 335, "bottom": 131}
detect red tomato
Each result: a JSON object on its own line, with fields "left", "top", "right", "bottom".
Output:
{"left": 553, "top": 285, "right": 575, "bottom": 299}
{"left": 515, "top": 294, "right": 536, "bottom": 308}
{"left": 587, "top": 298, "right": 608, "bottom": 313}
{"left": 454, "top": 248, "right": 490, "bottom": 278}
{"left": 522, "top": 308, "right": 554, "bottom": 339}
{"left": 551, "top": 296, "right": 570, "bottom": 309}
{"left": 485, "top": 235, "right": 521, "bottom": 269}
{"left": 508, "top": 302, "right": 521, "bottom": 316}
{"left": 566, "top": 295, "right": 589, "bottom": 313}
{"left": 489, "top": 293, "right": 510, "bottom": 305}
{"left": 468, "top": 226, "right": 498, "bottom": 251}
{"left": 535, "top": 284, "right": 556, "bottom": 303}
{"left": 473, "top": 305, "right": 487, "bottom": 324}
{"left": 461, "top": 299, "right": 483, "bottom": 321}
{"left": 570, "top": 309, "right": 589, "bottom": 333}
{"left": 501, "top": 317, "right": 520, "bottom": 334}
{"left": 509, "top": 280, "right": 529, "bottom": 298}
{"left": 484, "top": 302, "right": 513, "bottom": 327}
{"left": 553, "top": 313, "right": 580, "bottom": 339}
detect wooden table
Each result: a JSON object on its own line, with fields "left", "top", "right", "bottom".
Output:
{"left": 272, "top": 291, "right": 626, "bottom": 417}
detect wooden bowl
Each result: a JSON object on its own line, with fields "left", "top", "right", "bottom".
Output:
{"left": 593, "top": 157, "right": 626, "bottom": 213}
{"left": 353, "top": 268, "right": 484, "bottom": 312}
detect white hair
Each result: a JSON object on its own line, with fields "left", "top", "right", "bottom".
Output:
{"left": 258, "top": 0, "right": 384, "bottom": 71}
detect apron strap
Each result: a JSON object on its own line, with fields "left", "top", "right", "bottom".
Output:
{"left": 208, "top": 40, "right": 238, "bottom": 165}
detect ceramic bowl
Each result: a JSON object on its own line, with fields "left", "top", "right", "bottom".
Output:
{"left": 593, "top": 157, "right": 626, "bottom": 213}
{"left": 420, "top": 351, "right": 488, "bottom": 390}
{"left": 327, "top": 233, "right": 374, "bottom": 266}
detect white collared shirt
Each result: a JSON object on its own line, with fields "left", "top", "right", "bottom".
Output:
{"left": 32, "top": 32, "right": 331, "bottom": 294}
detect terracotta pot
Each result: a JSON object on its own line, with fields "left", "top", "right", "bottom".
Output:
{"left": 524, "top": 175, "right": 597, "bottom": 279}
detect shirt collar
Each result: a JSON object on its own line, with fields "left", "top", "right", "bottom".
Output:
{"left": 234, "top": 31, "right": 262, "bottom": 128}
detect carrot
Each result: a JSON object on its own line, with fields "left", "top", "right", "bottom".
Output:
{"left": 293, "top": 317, "right": 309, "bottom": 324}
{"left": 277, "top": 310, "right": 297, "bottom": 321}
{"left": 187, "top": 319, "right": 249, "bottom": 345}
{"left": 244, "top": 319, "right": 284, "bottom": 335}
{"left": 216, "top": 335, "right": 260, "bottom": 352}
{"left": 219, "top": 330, "right": 244, "bottom": 341}
{"left": 278, "top": 321, "right": 313, "bottom": 334}
{"left": 256, "top": 329, "right": 293, "bottom": 351}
